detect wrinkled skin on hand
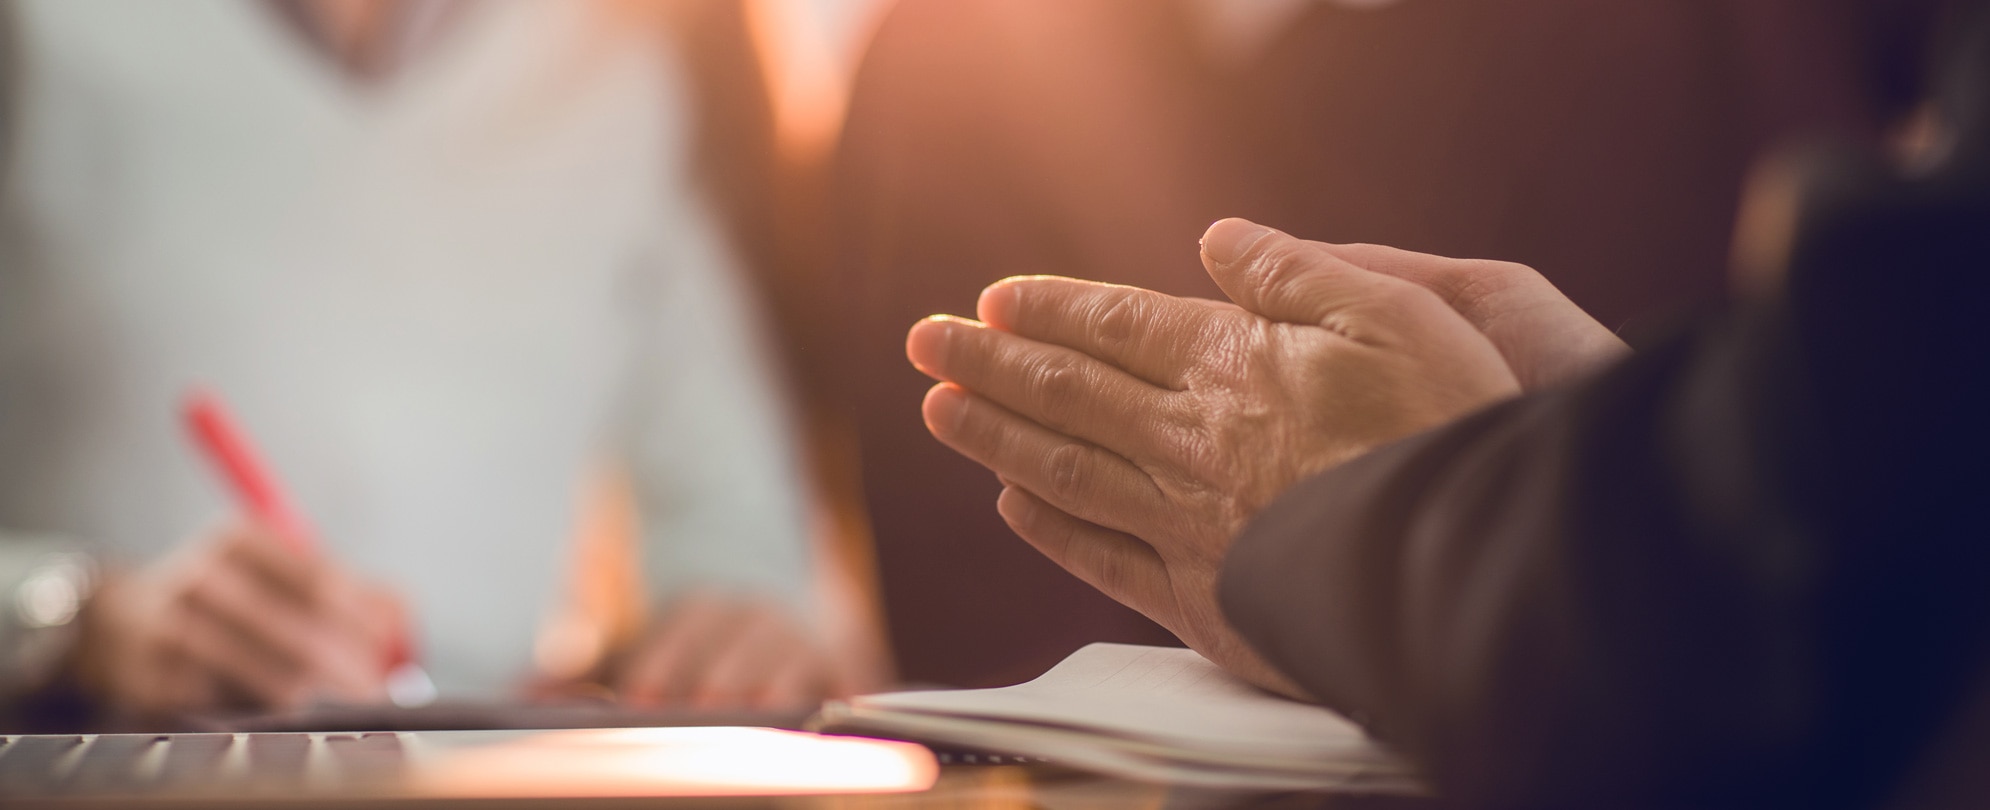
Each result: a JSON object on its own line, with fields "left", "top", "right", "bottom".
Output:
{"left": 75, "top": 520, "right": 405, "bottom": 713}
{"left": 906, "top": 218, "right": 1625, "bottom": 697}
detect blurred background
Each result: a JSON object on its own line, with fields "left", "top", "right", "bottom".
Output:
{"left": 0, "top": 0, "right": 1920, "bottom": 728}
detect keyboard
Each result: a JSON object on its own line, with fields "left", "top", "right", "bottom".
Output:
{"left": 0, "top": 731, "right": 406, "bottom": 798}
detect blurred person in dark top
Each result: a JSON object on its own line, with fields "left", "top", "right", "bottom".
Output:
{"left": 904, "top": 1, "right": 1990, "bottom": 806}
{"left": 828, "top": 0, "right": 1944, "bottom": 688}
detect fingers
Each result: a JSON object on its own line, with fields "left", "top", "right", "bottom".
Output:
{"left": 169, "top": 598, "right": 321, "bottom": 708}
{"left": 1202, "top": 219, "right": 1628, "bottom": 387}
{"left": 1199, "top": 218, "right": 1390, "bottom": 326}
{"left": 1200, "top": 218, "right": 1464, "bottom": 352}
{"left": 165, "top": 526, "right": 394, "bottom": 707}
{"left": 87, "top": 570, "right": 314, "bottom": 710}
{"left": 687, "top": 609, "right": 822, "bottom": 710}
{"left": 1318, "top": 242, "right": 1631, "bottom": 387}
{"left": 222, "top": 526, "right": 390, "bottom": 652}
{"left": 994, "top": 486, "right": 1173, "bottom": 620}
{"left": 614, "top": 595, "right": 829, "bottom": 710}
{"left": 759, "top": 653, "right": 834, "bottom": 706}
{"left": 182, "top": 550, "right": 384, "bottom": 703}
{"left": 221, "top": 527, "right": 395, "bottom": 672}
{"left": 970, "top": 276, "right": 1233, "bottom": 389}
{"left": 908, "top": 316, "right": 1189, "bottom": 460}
{"left": 615, "top": 594, "right": 739, "bottom": 707}
{"left": 77, "top": 579, "right": 225, "bottom": 713}
{"left": 922, "top": 383, "right": 1170, "bottom": 538}
{"left": 1313, "top": 242, "right": 1550, "bottom": 322}
{"left": 75, "top": 525, "right": 404, "bottom": 714}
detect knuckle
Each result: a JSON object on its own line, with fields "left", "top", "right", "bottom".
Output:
{"left": 1153, "top": 397, "right": 1214, "bottom": 462}
{"left": 177, "top": 556, "right": 220, "bottom": 594}
{"left": 1447, "top": 259, "right": 1530, "bottom": 304}
{"left": 1044, "top": 442, "right": 1090, "bottom": 504}
{"left": 1252, "top": 241, "right": 1316, "bottom": 299}
{"left": 174, "top": 580, "right": 212, "bottom": 612}
{"left": 1089, "top": 542, "right": 1134, "bottom": 597}
{"left": 1026, "top": 357, "right": 1086, "bottom": 429}
{"left": 1090, "top": 294, "right": 1141, "bottom": 357}
{"left": 1252, "top": 237, "right": 1310, "bottom": 275}
{"left": 1083, "top": 535, "right": 1154, "bottom": 608}
{"left": 1161, "top": 420, "right": 1217, "bottom": 473}
{"left": 1208, "top": 318, "right": 1266, "bottom": 374}
{"left": 1031, "top": 516, "right": 1075, "bottom": 559}
{"left": 1378, "top": 277, "right": 1436, "bottom": 308}
{"left": 1074, "top": 537, "right": 1122, "bottom": 589}
{"left": 298, "top": 570, "right": 341, "bottom": 610}
{"left": 213, "top": 537, "right": 254, "bottom": 568}
{"left": 1185, "top": 425, "right": 1239, "bottom": 485}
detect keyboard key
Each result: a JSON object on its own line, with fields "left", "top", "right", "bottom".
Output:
{"left": 0, "top": 735, "right": 85, "bottom": 794}
{"left": 156, "top": 734, "right": 234, "bottom": 787}
{"left": 325, "top": 733, "right": 404, "bottom": 780}
{"left": 65, "top": 735, "right": 163, "bottom": 792}
{"left": 245, "top": 733, "right": 313, "bottom": 782}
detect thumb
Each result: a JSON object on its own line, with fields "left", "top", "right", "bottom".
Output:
{"left": 1310, "top": 243, "right": 1631, "bottom": 389}
{"left": 1198, "top": 218, "right": 1390, "bottom": 326}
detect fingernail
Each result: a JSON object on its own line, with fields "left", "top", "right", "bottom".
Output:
{"left": 1201, "top": 218, "right": 1273, "bottom": 266}
{"left": 922, "top": 384, "right": 969, "bottom": 436}
{"left": 905, "top": 316, "right": 953, "bottom": 374}
{"left": 996, "top": 486, "right": 1035, "bottom": 527}
{"left": 977, "top": 282, "right": 1021, "bottom": 327}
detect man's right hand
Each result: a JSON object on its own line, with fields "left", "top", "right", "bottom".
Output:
{"left": 72, "top": 521, "right": 404, "bottom": 713}
{"left": 1317, "top": 241, "right": 1629, "bottom": 390}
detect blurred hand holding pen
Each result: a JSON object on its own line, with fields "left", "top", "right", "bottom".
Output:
{"left": 182, "top": 389, "right": 438, "bottom": 709}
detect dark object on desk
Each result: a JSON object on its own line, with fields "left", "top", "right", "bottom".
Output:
{"left": 1223, "top": 5, "right": 1990, "bottom": 808}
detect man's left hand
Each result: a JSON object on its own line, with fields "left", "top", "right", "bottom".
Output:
{"left": 906, "top": 219, "right": 1556, "bottom": 697}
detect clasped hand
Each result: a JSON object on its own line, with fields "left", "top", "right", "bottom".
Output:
{"left": 907, "top": 218, "right": 1626, "bottom": 697}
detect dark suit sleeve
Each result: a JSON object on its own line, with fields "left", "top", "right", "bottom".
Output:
{"left": 1220, "top": 160, "right": 1990, "bottom": 806}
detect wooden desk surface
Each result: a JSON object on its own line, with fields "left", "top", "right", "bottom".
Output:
{"left": 3, "top": 707, "right": 1462, "bottom": 809}
{"left": 787, "top": 765, "right": 1454, "bottom": 810}
{"left": 3, "top": 759, "right": 1457, "bottom": 810}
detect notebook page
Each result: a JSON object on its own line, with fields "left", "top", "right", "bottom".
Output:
{"left": 852, "top": 644, "right": 1379, "bottom": 762}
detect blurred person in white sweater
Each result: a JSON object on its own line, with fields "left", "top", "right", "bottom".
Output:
{"left": 0, "top": 0, "right": 888, "bottom": 722}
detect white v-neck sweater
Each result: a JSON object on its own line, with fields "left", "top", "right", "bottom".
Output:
{"left": 0, "top": 0, "right": 813, "bottom": 696}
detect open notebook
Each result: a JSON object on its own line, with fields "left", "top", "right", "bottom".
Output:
{"left": 813, "top": 643, "right": 1423, "bottom": 793}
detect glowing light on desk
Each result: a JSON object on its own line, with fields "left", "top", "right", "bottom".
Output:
{"left": 416, "top": 727, "right": 938, "bottom": 798}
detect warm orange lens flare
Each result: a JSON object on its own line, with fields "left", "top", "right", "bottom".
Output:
{"left": 746, "top": 0, "right": 885, "bottom": 164}
{"left": 416, "top": 727, "right": 939, "bottom": 798}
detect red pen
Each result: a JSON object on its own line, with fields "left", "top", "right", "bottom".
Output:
{"left": 183, "top": 389, "right": 438, "bottom": 707}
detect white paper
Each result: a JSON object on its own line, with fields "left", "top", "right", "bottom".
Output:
{"left": 853, "top": 644, "right": 1382, "bottom": 766}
